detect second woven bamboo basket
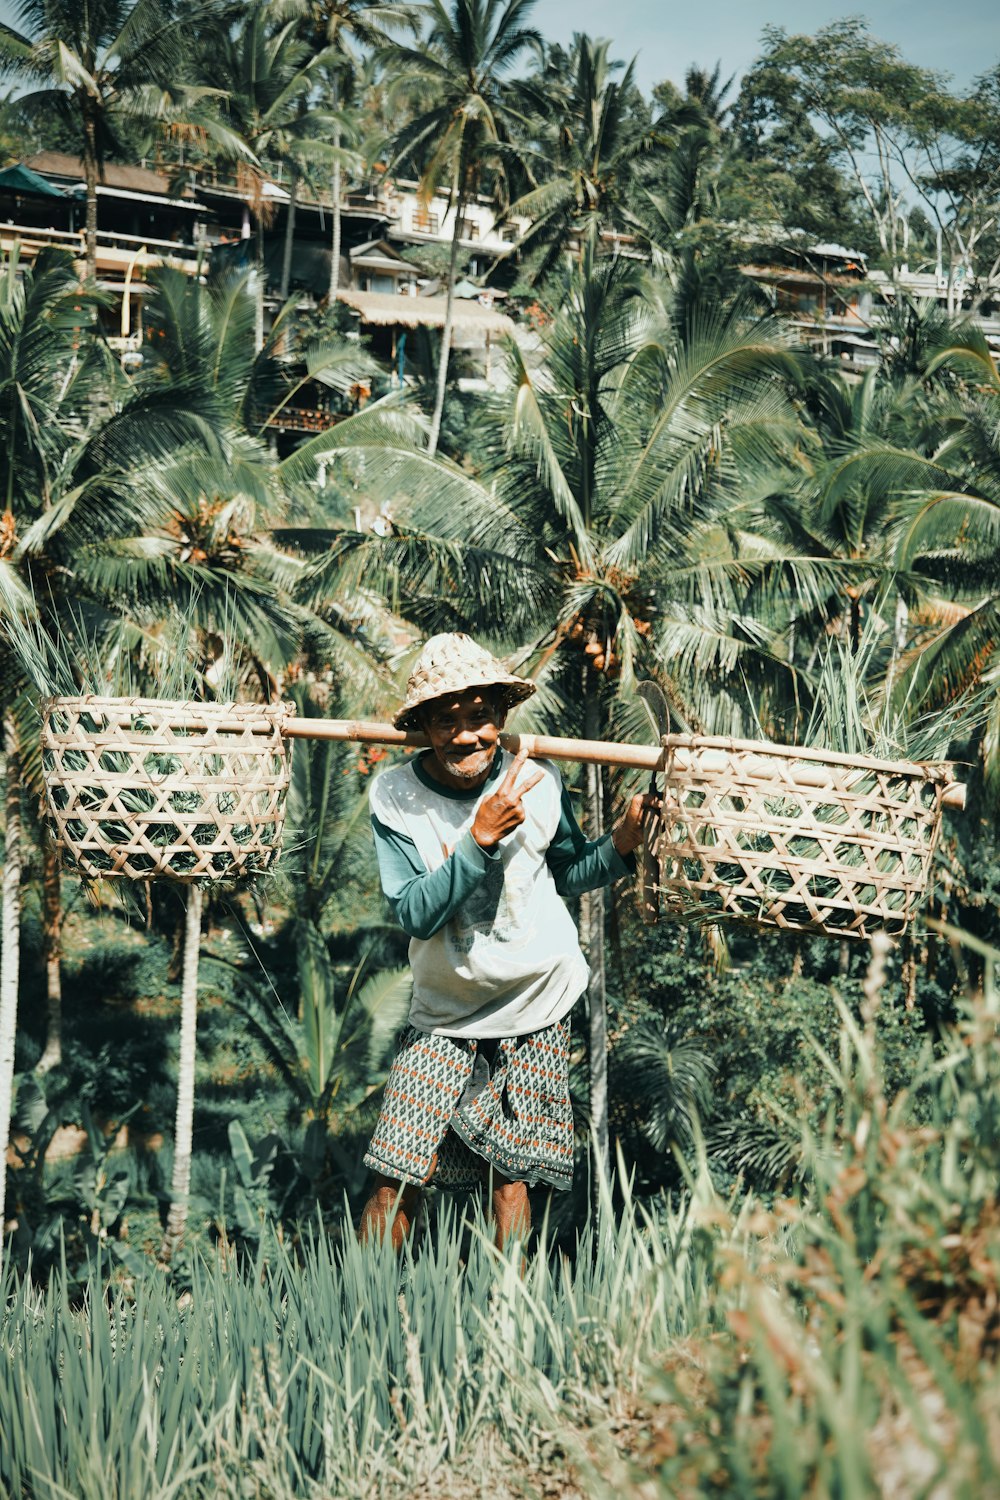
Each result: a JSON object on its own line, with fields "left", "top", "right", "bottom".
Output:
{"left": 644, "top": 734, "right": 955, "bottom": 939}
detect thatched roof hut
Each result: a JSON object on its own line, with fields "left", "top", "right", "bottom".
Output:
{"left": 335, "top": 289, "right": 515, "bottom": 339}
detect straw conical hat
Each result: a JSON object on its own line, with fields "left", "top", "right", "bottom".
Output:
{"left": 394, "top": 633, "right": 536, "bottom": 730}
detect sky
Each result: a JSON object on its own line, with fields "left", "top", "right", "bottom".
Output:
{"left": 0, "top": 0, "right": 996, "bottom": 99}
{"left": 529, "top": 0, "right": 1000, "bottom": 96}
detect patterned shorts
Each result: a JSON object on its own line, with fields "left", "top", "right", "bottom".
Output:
{"left": 363, "top": 1020, "right": 574, "bottom": 1192}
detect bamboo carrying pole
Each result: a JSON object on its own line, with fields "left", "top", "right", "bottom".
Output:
{"left": 281, "top": 718, "right": 968, "bottom": 813}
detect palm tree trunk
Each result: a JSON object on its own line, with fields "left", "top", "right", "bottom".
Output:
{"left": 329, "top": 148, "right": 342, "bottom": 299}
{"left": 83, "top": 109, "right": 99, "bottom": 282}
{"left": 0, "top": 715, "right": 23, "bottom": 1253}
{"left": 579, "top": 670, "right": 610, "bottom": 1183}
{"left": 35, "top": 839, "right": 62, "bottom": 1075}
{"left": 279, "top": 170, "right": 300, "bottom": 301}
{"left": 849, "top": 592, "right": 861, "bottom": 653}
{"left": 159, "top": 883, "right": 203, "bottom": 1264}
{"left": 329, "top": 75, "right": 342, "bottom": 302}
{"left": 427, "top": 190, "right": 465, "bottom": 458}
{"left": 579, "top": 229, "right": 599, "bottom": 530}
{"left": 255, "top": 218, "right": 266, "bottom": 354}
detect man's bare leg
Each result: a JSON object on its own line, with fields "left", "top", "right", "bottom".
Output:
{"left": 489, "top": 1170, "right": 530, "bottom": 1251}
{"left": 358, "top": 1174, "right": 422, "bottom": 1250}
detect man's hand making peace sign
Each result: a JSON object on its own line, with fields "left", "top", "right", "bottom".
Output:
{"left": 472, "top": 747, "right": 545, "bottom": 849}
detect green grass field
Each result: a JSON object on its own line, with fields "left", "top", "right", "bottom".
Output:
{"left": 4, "top": 960, "right": 1000, "bottom": 1500}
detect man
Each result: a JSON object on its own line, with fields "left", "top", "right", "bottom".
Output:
{"left": 358, "top": 633, "right": 654, "bottom": 1250}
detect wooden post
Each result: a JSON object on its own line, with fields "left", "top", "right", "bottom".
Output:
{"left": 0, "top": 717, "right": 22, "bottom": 1261}
{"left": 159, "top": 883, "right": 203, "bottom": 1264}
{"left": 581, "top": 675, "right": 610, "bottom": 1187}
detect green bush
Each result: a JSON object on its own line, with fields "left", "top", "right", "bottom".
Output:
{"left": 610, "top": 910, "right": 940, "bottom": 1192}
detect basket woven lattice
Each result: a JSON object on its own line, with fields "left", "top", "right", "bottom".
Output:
{"left": 646, "top": 735, "right": 954, "bottom": 940}
{"left": 42, "top": 696, "right": 293, "bottom": 883}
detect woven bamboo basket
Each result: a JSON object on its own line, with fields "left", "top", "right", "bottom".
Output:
{"left": 644, "top": 734, "right": 956, "bottom": 940}
{"left": 41, "top": 696, "right": 293, "bottom": 883}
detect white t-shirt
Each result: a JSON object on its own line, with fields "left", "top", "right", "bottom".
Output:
{"left": 369, "top": 751, "right": 590, "bottom": 1038}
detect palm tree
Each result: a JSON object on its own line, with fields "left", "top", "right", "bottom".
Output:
{"left": 0, "top": 248, "right": 108, "bottom": 1228}
{"left": 253, "top": 0, "right": 386, "bottom": 307}
{"left": 189, "top": 2, "right": 338, "bottom": 349}
{"left": 481, "top": 256, "right": 807, "bottom": 1167}
{"left": 873, "top": 333, "right": 1000, "bottom": 793}
{"left": 274, "top": 0, "right": 418, "bottom": 299}
{"left": 627, "top": 65, "right": 739, "bottom": 281}
{"left": 381, "top": 0, "right": 540, "bottom": 455}
{"left": 748, "top": 363, "right": 921, "bottom": 671}
{"left": 295, "top": 247, "right": 808, "bottom": 1169}
{"left": 505, "top": 34, "right": 660, "bottom": 284}
{"left": 9, "top": 268, "right": 313, "bottom": 675}
{"left": 0, "top": 252, "right": 369, "bottom": 1252}
{"left": 0, "top": 241, "right": 424, "bottom": 1249}
{"left": 682, "top": 62, "right": 736, "bottom": 128}
{"left": 276, "top": 92, "right": 347, "bottom": 302}
{"left": 0, "top": 245, "right": 208, "bottom": 1228}
{"left": 0, "top": 0, "right": 248, "bottom": 280}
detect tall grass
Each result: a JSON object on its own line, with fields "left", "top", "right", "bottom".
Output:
{"left": 4, "top": 933, "right": 1000, "bottom": 1498}
{"left": 576, "top": 932, "right": 1000, "bottom": 1497}
{"left": 0, "top": 1181, "right": 711, "bottom": 1500}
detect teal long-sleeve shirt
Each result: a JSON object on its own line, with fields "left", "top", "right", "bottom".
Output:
{"left": 371, "top": 782, "right": 634, "bottom": 942}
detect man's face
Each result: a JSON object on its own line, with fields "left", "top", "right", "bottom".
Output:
{"left": 421, "top": 688, "right": 505, "bottom": 789}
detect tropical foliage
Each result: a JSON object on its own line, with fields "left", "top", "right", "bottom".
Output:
{"left": 0, "top": 3, "right": 998, "bottom": 1488}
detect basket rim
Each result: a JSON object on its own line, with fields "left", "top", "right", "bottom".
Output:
{"left": 659, "top": 731, "right": 958, "bottom": 783}
{"left": 41, "top": 693, "right": 296, "bottom": 734}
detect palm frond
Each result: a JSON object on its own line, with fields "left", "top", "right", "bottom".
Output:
{"left": 610, "top": 1018, "right": 716, "bottom": 1153}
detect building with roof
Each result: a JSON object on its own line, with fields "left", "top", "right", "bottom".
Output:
{"left": 867, "top": 268, "right": 1000, "bottom": 361}
{"left": 0, "top": 153, "right": 213, "bottom": 353}
{"left": 741, "top": 241, "right": 879, "bottom": 371}
{"left": 0, "top": 148, "right": 531, "bottom": 444}
{"left": 6, "top": 148, "right": 1000, "bottom": 375}
{"left": 742, "top": 234, "right": 1000, "bottom": 373}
